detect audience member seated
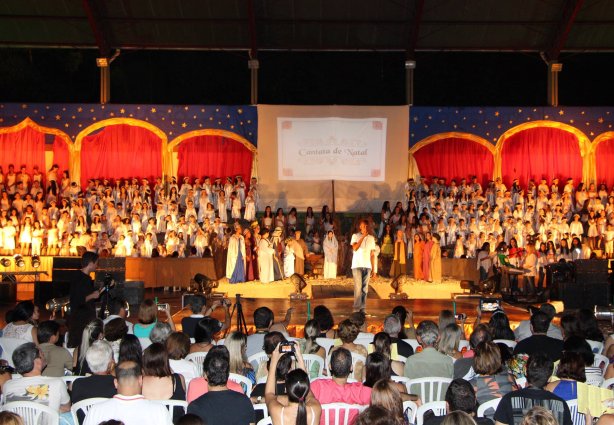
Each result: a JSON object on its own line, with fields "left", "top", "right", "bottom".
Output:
{"left": 83, "top": 360, "right": 172, "bottom": 425}
{"left": 187, "top": 346, "right": 255, "bottom": 425}
{"left": 0, "top": 411, "right": 24, "bottom": 425}
{"left": 265, "top": 343, "right": 321, "bottom": 425}
{"left": 404, "top": 320, "right": 454, "bottom": 379}
{"left": 118, "top": 334, "right": 143, "bottom": 364}
{"left": 187, "top": 346, "right": 244, "bottom": 403}
{"left": 519, "top": 406, "right": 559, "bottom": 425}
{"left": 102, "top": 298, "right": 134, "bottom": 334}
{"left": 255, "top": 331, "right": 288, "bottom": 382}
{"left": 349, "top": 312, "right": 373, "bottom": 340}
{"left": 150, "top": 322, "right": 173, "bottom": 344}
{"left": 356, "top": 405, "right": 404, "bottom": 425}
{"left": 383, "top": 314, "right": 414, "bottom": 358}
{"left": 71, "top": 340, "right": 117, "bottom": 423}
{"left": 471, "top": 341, "right": 517, "bottom": 404}
{"left": 2, "top": 301, "right": 39, "bottom": 343}
{"left": 513, "top": 312, "right": 564, "bottom": 361}
{"left": 562, "top": 336, "right": 602, "bottom": 381}
{"left": 104, "top": 317, "right": 129, "bottom": 362}
{"left": 494, "top": 352, "right": 572, "bottom": 425}
{"left": 371, "top": 332, "right": 405, "bottom": 377}
{"left": 455, "top": 325, "right": 493, "bottom": 380}
{"left": 246, "top": 307, "right": 292, "bottom": 358}
{"left": 363, "top": 352, "right": 417, "bottom": 403}
{"left": 2, "top": 342, "right": 70, "bottom": 413}
{"left": 330, "top": 319, "right": 368, "bottom": 381}
{"left": 487, "top": 310, "right": 516, "bottom": 341}
{"left": 73, "top": 318, "right": 104, "bottom": 376}
{"left": 545, "top": 351, "right": 585, "bottom": 401}
{"left": 166, "top": 332, "right": 199, "bottom": 386}
{"left": 514, "top": 304, "right": 562, "bottom": 342}
{"left": 227, "top": 331, "right": 256, "bottom": 386}
{"left": 424, "top": 378, "right": 492, "bottom": 425}
{"left": 577, "top": 308, "right": 605, "bottom": 343}
{"left": 181, "top": 295, "right": 209, "bottom": 338}
{"left": 369, "top": 379, "right": 406, "bottom": 425}
{"left": 438, "top": 323, "right": 464, "bottom": 361}
{"left": 190, "top": 317, "right": 221, "bottom": 354}
{"left": 133, "top": 299, "right": 175, "bottom": 338}
{"left": 314, "top": 305, "right": 337, "bottom": 339}
{"left": 141, "top": 342, "right": 186, "bottom": 423}
{"left": 310, "top": 347, "right": 372, "bottom": 424}
{"left": 391, "top": 305, "right": 416, "bottom": 339}
{"left": 300, "top": 319, "right": 327, "bottom": 378}
{"left": 251, "top": 352, "right": 293, "bottom": 402}
{"left": 37, "top": 320, "right": 72, "bottom": 377}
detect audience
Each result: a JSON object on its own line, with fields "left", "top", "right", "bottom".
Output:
{"left": 471, "top": 341, "right": 517, "bottom": 404}
{"left": 37, "top": 320, "right": 72, "bottom": 377}
{"left": 404, "top": 320, "right": 453, "bottom": 380}
{"left": 513, "top": 312, "right": 564, "bottom": 361}
{"left": 514, "top": 304, "right": 562, "bottom": 342}
{"left": 424, "top": 378, "right": 492, "bottom": 425}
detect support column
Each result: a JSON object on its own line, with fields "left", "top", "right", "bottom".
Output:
{"left": 547, "top": 62, "right": 563, "bottom": 107}
{"left": 405, "top": 60, "right": 416, "bottom": 106}
{"left": 248, "top": 59, "right": 259, "bottom": 105}
{"left": 97, "top": 58, "right": 110, "bottom": 104}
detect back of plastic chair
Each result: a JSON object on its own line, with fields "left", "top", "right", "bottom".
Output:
{"left": 477, "top": 397, "right": 502, "bottom": 419}
{"left": 566, "top": 399, "right": 586, "bottom": 425}
{"left": 257, "top": 417, "right": 273, "bottom": 425}
{"left": 138, "top": 337, "right": 152, "bottom": 350}
{"left": 0, "top": 337, "right": 28, "bottom": 367}
{"left": 593, "top": 353, "right": 609, "bottom": 374}
{"left": 70, "top": 397, "right": 108, "bottom": 425}
{"left": 248, "top": 351, "right": 269, "bottom": 371}
{"left": 402, "top": 339, "right": 421, "bottom": 352}
{"left": 153, "top": 399, "right": 188, "bottom": 414}
{"left": 587, "top": 339, "right": 604, "bottom": 355}
{"left": 458, "top": 340, "right": 471, "bottom": 351}
{"left": 253, "top": 403, "right": 269, "bottom": 419}
{"left": 515, "top": 377, "right": 527, "bottom": 388}
{"left": 408, "top": 377, "right": 452, "bottom": 404}
{"left": 493, "top": 339, "right": 517, "bottom": 349}
{"left": 228, "top": 372, "right": 253, "bottom": 395}
{"left": 416, "top": 401, "right": 447, "bottom": 425}
{"left": 2, "top": 401, "right": 59, "bottom": 425}
{"left": 315, "top": 338, "right": 336, "bottom": 356}
{"left": 586, "top": 374, "right": 604, "bottom": 387}
{"left": 602, "top": 377, "right": 614, "bottom": 389}
{"left": 391, "top": 376, "right": 412, "bottom": 393}
{"left": 403, "top": 400, "right": 418, "bottom": 424}
{"left": 302, "top": 354, "right": 325, "bottom": 377}
{"left": 321, "top": 403, "right": 367, "bottom": 425}
{"left": 186, "top": 351, "right": 208, "bottom": 376}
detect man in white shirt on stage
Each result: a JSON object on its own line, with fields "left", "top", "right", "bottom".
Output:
{"left": 351, "top": 219, "right": 376, "bottom": 313}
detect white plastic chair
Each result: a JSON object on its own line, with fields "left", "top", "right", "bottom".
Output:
{"left": 391, "top": 375, "right": 412, "bottom": 393}
{"left": 493, "top": 339, "right": 517, "bottom": 349}
{"left": 1, "top": 401, "right": 59, "bottom": 425}
{"left": 477, "top": 397, "right": 502, "bottom": 418}
{"left": 403, "top": 400, "right": 418, "bottom": 424}
{"left": 407, "top": 377, "right": 452, "bottom": 404}
{"left": 586, "top": 374, "right": 604, "bottom": 387}
{"left": 354, "top": 337, "right": 372, "bottom": 353}
{"left": 256, "top": 375, "right": 268, "bottom": 385}
{"left": 320, "top": 403, "right": 367, "bottom": 425}
{"left": 416, "top": 401, "right": 447, "bottom": 425}
{"left": 229, "top": 372, "right": 253, "bottom": 395}
{"left": 515, "top": 377, "right": 527, "bottom": 388}
{"left": 566, "top": 399, "right": 587, "bottom": 425}
{"left": 62, "top": 375, "right": 83, "bottom": 385}
{"left": 402, "top": 338, "right": 421, "bottom": 352}
{"left": 254, "top": 403, "right": 269, "bottom": 419}
{"left": 315, "top": 338, "right": 336, "bottom": 356}
{"left": 216, "top": 338, "right": 224, "bottom": 346}
{"left": 153, "top": 399, "right": 188, "bottom": 414}
{"left": 593, "top": 353, "right": 609, "bottom": 374}
{"left": 602, "top": 377, "right": 614, "bottom": 389}
{"left": 248, "top": 350, "right": 269, "bottom": 371}
{"left": 0, "top": 337, "right": 28, "bottom": 367}
{"left": 186, "top": 351, "right": 208, "bottom": 375}
{"left": 138, "top": 337, "right": 152, "bottom": 350}
{"left": 458, "top": 340, "right": 471, "bottom": 351}
{"left": 587, "top": 339, "right": 604, "bottom": 354}
{"left": 396, "top": 354, "right": 408, "bottom": 364}
{"left": 325, "top": 350, "right": 366, "bottom": 380}
{"left": 70, "top": 397, "right": 108, "bottom": 425}
{"left": 302, "top": 354, "right": 325, "bottom": 377}
{"left": 257, "top": 417, "right": 273, "bottom": 425}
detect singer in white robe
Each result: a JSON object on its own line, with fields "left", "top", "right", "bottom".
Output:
{"left": 323, "top": 230, "right": 338, "bottom": 279}
{"left": 226, "top": 229, "right": 246, "bottom": 282}
{"left": 257, "top": 231, "right": 275, "bottom": 283}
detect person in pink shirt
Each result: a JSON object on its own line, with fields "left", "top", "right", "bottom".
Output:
{"left": 310, "top": 347, "right": 371, "bottom": 425}
{"left": 186, "top": 346, "right": 245, "bottom": 403}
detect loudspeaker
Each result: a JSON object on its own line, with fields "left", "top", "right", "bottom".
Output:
{"left": 559, "top": 280, "right": 585, "bottom": 309}
{"left": 584, "top": 282, "right": 612, "bottom": 308}
{"left": 52, "top": 257, "right": 82, "bottom": 283}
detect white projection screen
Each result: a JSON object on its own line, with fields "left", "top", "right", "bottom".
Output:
{"left": 277, "top": 117, "right": 387, "bottom": 181}
{"left": 257, "top": 105, "right": 409, "bottom": 212}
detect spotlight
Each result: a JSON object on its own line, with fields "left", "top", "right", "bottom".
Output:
{"left": 595, "top": 305, "right": 614, "bottom": 327}
{"left": 14, "top": 255, "right": 25, "bottom": 268}
{"left": 0, "top": 258, "right": 10, "bottom": 267}
{"left": 31, "top": 255, "right": 41, "bottom": 269}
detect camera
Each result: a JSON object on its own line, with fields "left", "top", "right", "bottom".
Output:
{"left": 279, "top": 342, "right": 296, "bottom": 353}
{"left": 157, "top": 303, "right": 170, "bottom": 311}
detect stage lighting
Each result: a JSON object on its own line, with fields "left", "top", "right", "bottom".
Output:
{"left": 0, "top": 258, "right": 10, "bottom": 267}
{"left": 14, "top": 255, "right": 25, "bottom": 268}
{"left": 96, "top": 57, "right": 109, "bottom": 67}
{"left": 31, "top": 255, "right": 41, "bottom": 269}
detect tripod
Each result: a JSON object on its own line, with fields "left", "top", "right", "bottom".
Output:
{"left": 227, "top": 294, "right": 248, "bottom": 335}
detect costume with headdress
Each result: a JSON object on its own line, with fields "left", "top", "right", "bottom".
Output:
{"left": 323, "top": 232, "right": 338, "bottom": 279}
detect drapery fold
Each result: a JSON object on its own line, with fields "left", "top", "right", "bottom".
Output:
{"left": 0, "top": 126, "right": 46, "bottom": 179}
{"left": 52, "top": 135, "right": 70, "bottom": 176}
{"left": 500, "top": 127, "right": 582, "bottom": 187}
{"left": 412, "top": 137, "right": 494, "bottom": 188}
{"left": 595, "top": 138, "right": 614, "bottom": 188}
{"left": 177, "top": 135, "right": 253, "bottom": 183}
{"left": 80, "top": 124, "right": 162, "bottom": 187}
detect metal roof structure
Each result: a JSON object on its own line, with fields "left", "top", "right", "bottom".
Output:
{"left": 1, "top": 0, "right": 613, "bottom": 62}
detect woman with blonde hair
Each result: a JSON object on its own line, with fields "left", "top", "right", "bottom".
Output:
{"left": 441, "top": 411, "right": 477, "bottom": 425}
{"left": 471, "top": 341, "right": 517, "bottom": 404}
{"left": 370, "top": 379, "right": 406, "bottom": 425}
{"left": 0, "top": 412, "right": 24, "bottom": 425}
{"left": 438, "top": 323, "right": 463, "bottom": 361}
{"left": 520, "top": 406, "right": 559, "bottom": 425}
{"left": 226, "top": 331, "right": 256, "bottom": 385}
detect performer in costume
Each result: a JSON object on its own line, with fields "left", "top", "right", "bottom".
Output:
{"left": 226, "top": 225, "right": 246, "bottom": 283}
{"left": 390, "top": 229, "right": 407, "bottom": 278}
{"left": 257, "top": 228, "right": 275, "bottom": 283}
{"left": 412, "top": 234, "right": 424, "bottom": 280}
{"left": 323, "top": 230, "right": 338, "bottom": 279}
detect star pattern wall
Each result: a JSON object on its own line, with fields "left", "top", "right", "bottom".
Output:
{"left": 409, "top": 106, "right": 614, "bottom": 146}
{"left": 0, "top": 103, "right": 258, "bottom": 145}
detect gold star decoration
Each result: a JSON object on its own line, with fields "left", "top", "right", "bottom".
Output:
{"left": 598, "top": 118, "right": 604, "bottom": 123}
{"left": 151, "top": 108, "right": 156, "bottom": 113}
{"left": 238, "top": 108, "right": 243, "bottom": 114}
{"left": 120, "top": 108, "right": 125, "bottom": 114}
{"left": 184, "top": 106, "right": 189, "bottom": 111}
{"left": 55, "top": 115, "right": 61, "bottom": 120}
{"left": 494, "top": 111, "right": 500, "bottom": 116}
{"left": 181, "top": 123, "right": 187, "bottom": 128}
{"left": 77, "top": 107, "right": 83, "bottom": 112}
{"left": 559, "top": 110, "right": 564, "bottom": 115}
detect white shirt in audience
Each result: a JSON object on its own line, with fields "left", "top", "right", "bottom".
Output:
{"left": 83, "top": 394, "right": 172, "bottom": 425}
{"left": 3, "top": 375, "right": 69, "bottom": 425}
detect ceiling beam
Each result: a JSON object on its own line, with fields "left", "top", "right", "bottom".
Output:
{"left": 407, "top": 0, "right": 425, "bottom": 59}
{"left": 81, "top": 0, "right": 111, "bottom": 56}
{"left": 544, "top": 0, "right": 586, "bottom": 61}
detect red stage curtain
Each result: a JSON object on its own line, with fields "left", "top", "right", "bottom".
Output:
{"left": 52, "top": 136, "right": 70, "bottom": 176}
{"left": 413, "top": 137, "right": 494, "bottom": 187}
{"left": 500, "top": 127, "right": 582, "bottom": 187}
{"left": 177, "top": 135, "right": 253, "bottom": 183}
{"left": 80, "top": 124, "right": 162, "bottom": 187}
{"left": 0, "top": 126, "right": 46, "bottom": 180}
{"left": 596, "top": 138, "right": 614, "bottom": 188}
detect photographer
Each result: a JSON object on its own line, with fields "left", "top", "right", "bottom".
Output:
{"left": 69, "top": 252, "right": 101, "bottom": 314}
{"left": 181, "top": 295, "right": 231, "bottom": 339}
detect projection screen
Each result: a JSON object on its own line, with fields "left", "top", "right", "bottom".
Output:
{"left": 257, "top": 105, "right": 409, "bottom": 212}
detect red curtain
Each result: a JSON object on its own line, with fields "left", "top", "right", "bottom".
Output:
{"left": 52, "top": 135, "right": 70, "bottom": 176}
{"left": 501, "top": 127, "right": 582, "bottom": 187}
{"left": 0, "top": 126, "right": 46, "bottom": 180}
{"left": 177, "top": 135, "right": 253, "bottom": 183}
{"left": 413, "top": 137, "right": 494, "bottom": 187}
{"left": 596, "top": 138, "right": 614, "bottom": 188}
{"left": 80, "top": 124, "right": 162, "bottom": 187}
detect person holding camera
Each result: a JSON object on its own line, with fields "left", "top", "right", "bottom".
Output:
{"left": 69, "top": 252, "right": 102, "bottom": 314}
{"left": 133, "top": 299, "right": 176, "bottom": 339}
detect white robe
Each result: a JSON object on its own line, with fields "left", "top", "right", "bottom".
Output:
{"left": 258, "top": 238, "right": 275, "bottom": 283}
{"left": 225, "top": 234, "right": 246, "bottom": 279}
{"left": 323, "top": 235, "right": 338, "bottom": 279}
